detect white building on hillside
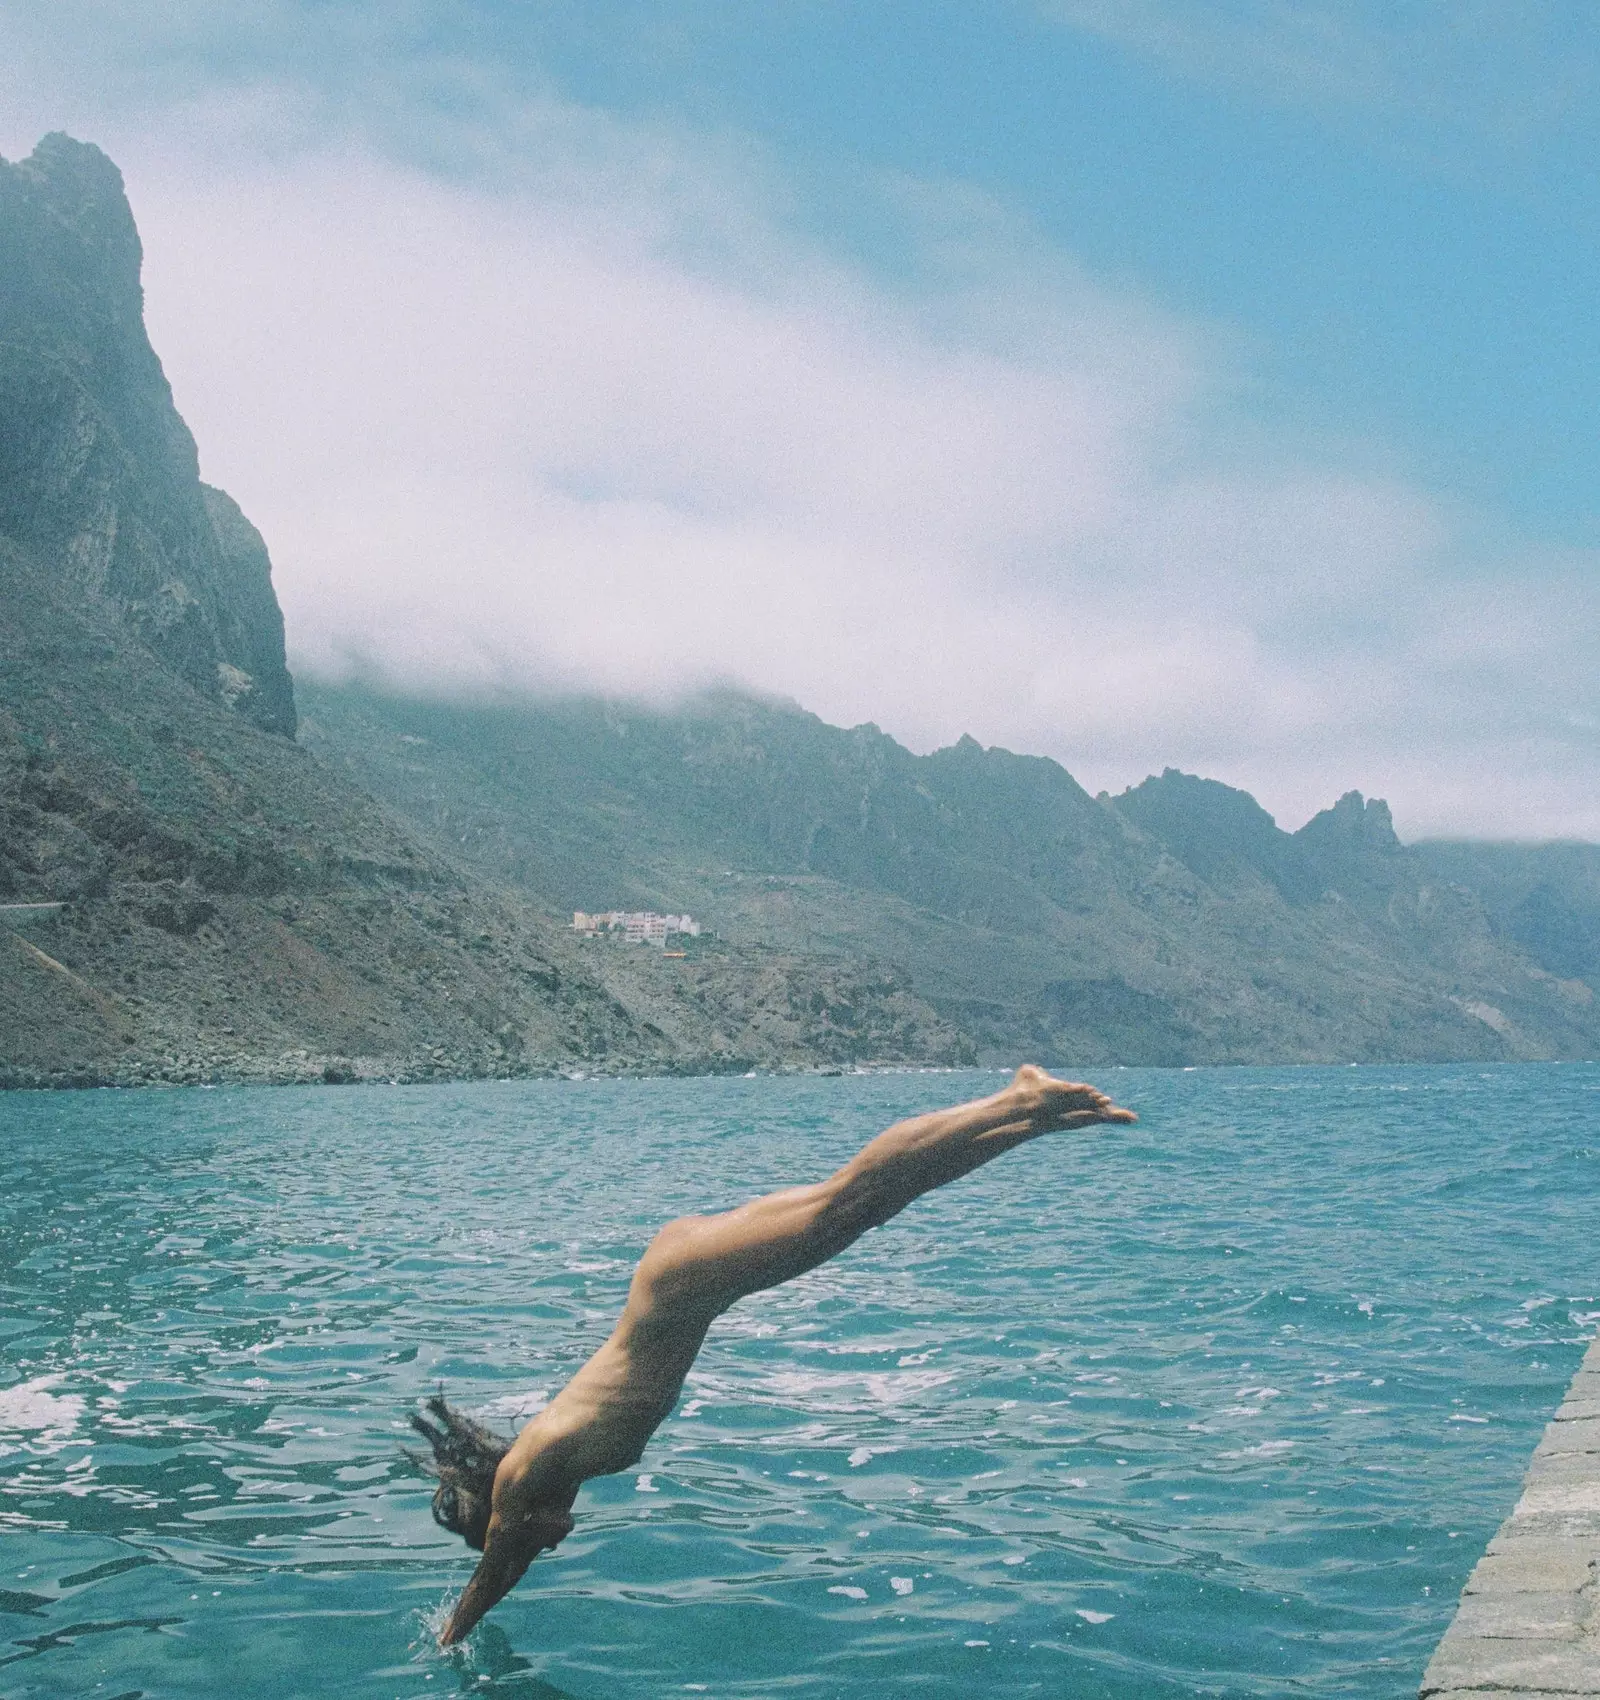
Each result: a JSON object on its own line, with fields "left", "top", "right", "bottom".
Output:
{"left": 573, "top": 910, "right": 701, "bottom": 946}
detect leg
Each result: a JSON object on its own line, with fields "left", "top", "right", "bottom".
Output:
{"left": 638, "top": 1066, "right": 1134, "bottom": 1315}
{"left": 435, "top": 1066, "right": 1133, "bottom": 1646}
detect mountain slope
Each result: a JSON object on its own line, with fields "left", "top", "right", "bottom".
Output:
{"left": 298, "top": 683, "right": 1600, "bottom": 1064}
{"left": 1414, "top": 840, "right": 1600, "bottom": 989}
{"left": 0, "top": 510, "right": 964, "bottom": 1084}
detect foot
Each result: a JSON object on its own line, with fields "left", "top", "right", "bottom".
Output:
{"left": 1004, "top": 1064, "right": 1137, "bottom": 1132}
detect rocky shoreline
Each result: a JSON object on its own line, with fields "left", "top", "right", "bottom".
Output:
{"left": 0, "top": 1049, "right": 968, "bottom": 1091}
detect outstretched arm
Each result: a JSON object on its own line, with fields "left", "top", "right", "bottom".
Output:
{"left": 440, "top": 1508, "right": 573, "bottom": 1646}
{"left": 440, "top": 1539, "right": 526, "bottom": 1647}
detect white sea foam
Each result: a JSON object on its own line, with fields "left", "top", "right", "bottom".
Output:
{"left": 1075, "top": 1609, "right": 1115, "bottom": 1624}
{"left": 758, "top": 1365, "right": 958, "bottom": 1409}
{"left": 410, "top": 1597, "right": 460, "bottom": 1658}
{"left": 0, "top": 1376, "right": 85, "bottom": 1440}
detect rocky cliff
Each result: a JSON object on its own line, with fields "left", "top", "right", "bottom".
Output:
{"left": 0, "top": 134, "right": 294, "bottom": 736}
{"left": 0, "top": 135, "right": 965, "bottom": 1086}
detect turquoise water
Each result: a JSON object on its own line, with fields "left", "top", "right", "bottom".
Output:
{"left": 1, "top": 1066, "right": 1596, "bottom": 1699}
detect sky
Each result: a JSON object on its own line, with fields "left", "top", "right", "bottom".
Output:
{"left": 1, "top": 1, "right": 1596, "bottom": 839}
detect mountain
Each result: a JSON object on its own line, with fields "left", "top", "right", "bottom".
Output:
{"left": 0, "top": 135, "right": 294, "bottom": 737}
{"left": 0, "top": 136, "right": 964, "bottom": 1085}
{"left": 1414, "top": 841, "right": 1600, "bottom": 989}
{"left": 6, "top": 132, "right": 1594, "bottom": 1084}
{"left": 297, "top": 684, "right": 1600, "bottom": 1065}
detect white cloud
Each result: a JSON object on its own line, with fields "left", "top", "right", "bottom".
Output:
{"left": 2, "top": 13, "right": 1596, "bottom": 839}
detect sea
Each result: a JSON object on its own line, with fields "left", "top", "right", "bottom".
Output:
{"left": 1, "top": 1064, "right": 1596, "bottom": 1699}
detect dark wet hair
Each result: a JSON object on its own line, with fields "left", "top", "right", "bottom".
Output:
{"left": 406, "top": 1392, "right": 512, "bottom": 1550}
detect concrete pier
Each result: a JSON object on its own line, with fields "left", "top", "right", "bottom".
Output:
{"left": 1420, "top": 1333, "right": 1600, "bottom": 1697}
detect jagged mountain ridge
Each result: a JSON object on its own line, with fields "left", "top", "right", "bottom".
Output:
{"left": 1122, "top": 771, "right": 1600, "bottom": 992}
{"left": 298, "top": 684, "right": 1600, "bottom": 1064}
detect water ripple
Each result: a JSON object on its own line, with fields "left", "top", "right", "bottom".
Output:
{"left": 0, "top": 1064, "right": 1595, "bottom": 1697}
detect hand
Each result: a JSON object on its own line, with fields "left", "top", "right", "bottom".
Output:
{"left": 439, "top": 1508, "right": 574, "bottom": 1646}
